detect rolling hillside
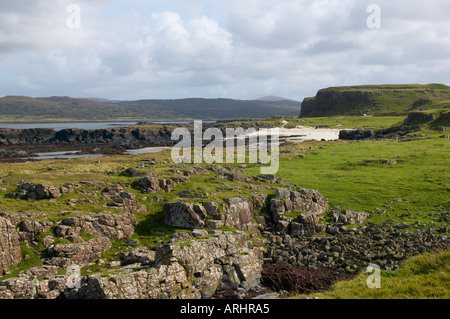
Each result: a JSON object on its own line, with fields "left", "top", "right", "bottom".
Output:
{"left": 0, "top": 96, "right": 301, "bottom": 121}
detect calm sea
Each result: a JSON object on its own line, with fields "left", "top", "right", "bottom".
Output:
{"left": 0, "top": 122, "right": 138, "bottom": 130}
{"left": 0, "top": 120, "right": 216, "bottom": 131}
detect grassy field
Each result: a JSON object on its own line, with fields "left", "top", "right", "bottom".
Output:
{"left": 244, "top": 130, "right": 449, "bottom": 230}
{"left": 277, "top": 115, "right": 406, "bottom": 129}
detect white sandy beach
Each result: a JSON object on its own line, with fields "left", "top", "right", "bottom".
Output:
{"left": 278, "top": 126, "right": 341, "bottom": 142}
{"left": 243, "top": 125, "right": 341, "bottom": 143}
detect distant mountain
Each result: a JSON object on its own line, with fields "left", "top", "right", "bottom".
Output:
{"left": 117, "top": 98, "right": 301, "bottom": 120}
{"left": 0, "top": 96, "right": 301, "bottom": 121}
{"left": 86, "top": 97, "right": 113, "bottom": 103}
{"left": 87, "top": 97, "right": 125, "bottom": 103}
{"left": 0, "top": 96, "right": 130, "bottom": 121}
{"left": 256, "top": 96, "right": 297, "bottom": 102}
{"left": 300, "top": 83, "right": 450, "bottom": 117}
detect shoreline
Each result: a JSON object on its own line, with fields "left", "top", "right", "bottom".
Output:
{"left": 0, "top": 120, "right": 139, "bottom": 124}
{"left": 0, "top": 123, "right": 343, "bottom": 162}
{"left": 243, "top": 125, "right": 342, "bottom": 142}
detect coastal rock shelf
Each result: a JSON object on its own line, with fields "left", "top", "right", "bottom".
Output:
{"left": 0, "top": 127, "right": 174, "bottom": 147}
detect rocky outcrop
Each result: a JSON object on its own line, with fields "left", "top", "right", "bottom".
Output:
{"left": 0, "top": 128, "right": 56, "bottom": 146}
{"left": 164, "top": 197, "right": 260, "bottom": 231}
{"left": 434, "top": 111, "right": 450, "bottom": 125}
{"left": 0, "top": 126, "right": 174, "bottom": 148}
{"left": 290, "top": 213, "right": 323, "bottom": 237}
{"left": 157, "top": 232, "right": 262, "bottom": 295}
{"left": 63, "top": 231, "right": 262, "bottom": 299}
{"left": 0, "top": 149, "right": 28, "bottom": 159}
{"left": 0, "top": 211, "right": 45, "bottom": 227}
{"left": 0, "top": 231, "right": 262, "bottom": 299}
{"left": 132, "top": 174, "right": 180, "bottom": 194}
{"left": 164, "top": 185, "right": 329, "bottom": 234}
{"left": 222, "top": 198, "right": 255, "bottom": 230}
{"left": 163, "top": 202, "right": 206, "bottom": 229}
{"left": 18, "top": 219, "right": 53, "bottom": 244}
{"left": 0, "top": 266, "right": 79, "bottom": 299}
{"left": 0, "top": 210, "right": 137, "bottom": 299}
{"left": 284, "top": 188, "right": 329, "bottom": 214}
{"left": 7, "top": 182, "right": 61, "bottom": 200}
{"left": 339, "top": 125, "right": 421, "bottom": 140}
{"left": 102, "top": 185, "right": 146, "bottom": 213}
{"left": 329, "top": 208, "right": 370, "bottom": 226}
{"left": 403, "top": 112, "right": 436, "bottom": 125}
{"left": 67, "top": 264, "right": 197, "bottom": 299}
{"left": 121, "top": 248, "right": 156, "bottom": 266}
{"left": 132, "top": 175, "right": 161, "bottom": 193}
{"left": 267, "top": 187, "right": 329, "bottom": 237}
{"left": 264, "top": 222, "right": 448, "bottom": 273}
{"left": 106, "top": 192, "right": 144, "bottom": 213}
{"left": 84, "top": 126, "right": 174, "bottom": 146}
{"left": 0, "top": 217, "right": 21, "bottom": 275}
{"left": 269, "top": 205, "right": 369, "bottom": 239}
{"left": 301, "top": 89, "right": 382, "bottom": 117}
{"left": 0, "top": 277, "right": 40, "bottom": 299}
{"left": 54, "top": 213, "right": 137, "bottom": 242}
{"left": 46, "top": 238, "right": 112, "bottom": 269}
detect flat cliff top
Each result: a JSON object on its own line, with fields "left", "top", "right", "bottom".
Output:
{"left": 301, "top": 83, "right": 450, "bottom": 117}
{"left": 317, "top": 83, "right": 449, "bottom": 92}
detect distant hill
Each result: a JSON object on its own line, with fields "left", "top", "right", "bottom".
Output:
{"left": 0, "top": 96, "right": 301, "bottom": 121}
{"left": 0, "top": 96, "right": 131, "bottom": 121}
{"left": 300, "top": 83, "right": 450, "bottom": 117}
{"left": 256, "top": 96, "right": 297, "bottom": 102}
{"left": 117, "top": 98, "right": 301, "bottom": 120}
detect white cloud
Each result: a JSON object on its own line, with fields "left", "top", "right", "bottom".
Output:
{"left": 147, "top": 12, "right": 232, "bottom": 71}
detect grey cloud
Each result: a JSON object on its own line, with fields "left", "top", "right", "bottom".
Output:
{"left": 303, "top": 39, "right": 357, "bottom": 56}
{"left": 0, "top": 0, "right": 449, "bottom": 101}
{"left": 226, "top": 0, "right": 315, "bottom": 49}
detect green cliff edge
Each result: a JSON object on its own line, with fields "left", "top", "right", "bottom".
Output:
{"left": 300, "top": 83, "right": 450, "bottom": 117}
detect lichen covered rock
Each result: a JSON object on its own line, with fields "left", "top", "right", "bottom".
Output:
{"left": 0, "top": 217, "right": 21, "bottom": 275}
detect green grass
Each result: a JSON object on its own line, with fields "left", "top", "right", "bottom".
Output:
{"left": 244, "top": 132, "right": 449, "bottom": 229}
{"left": 292, "top": 251, "right": 450, "bottom": 299}
{"left": 1, "top": 242, "right": 44, "bottom": 280}
{"left": 430, "top": 111, "right": 450, "bottom": 127}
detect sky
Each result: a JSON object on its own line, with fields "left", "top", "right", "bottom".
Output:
{"left": 0, "top": 0, "right": 449, "bottom": 101}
